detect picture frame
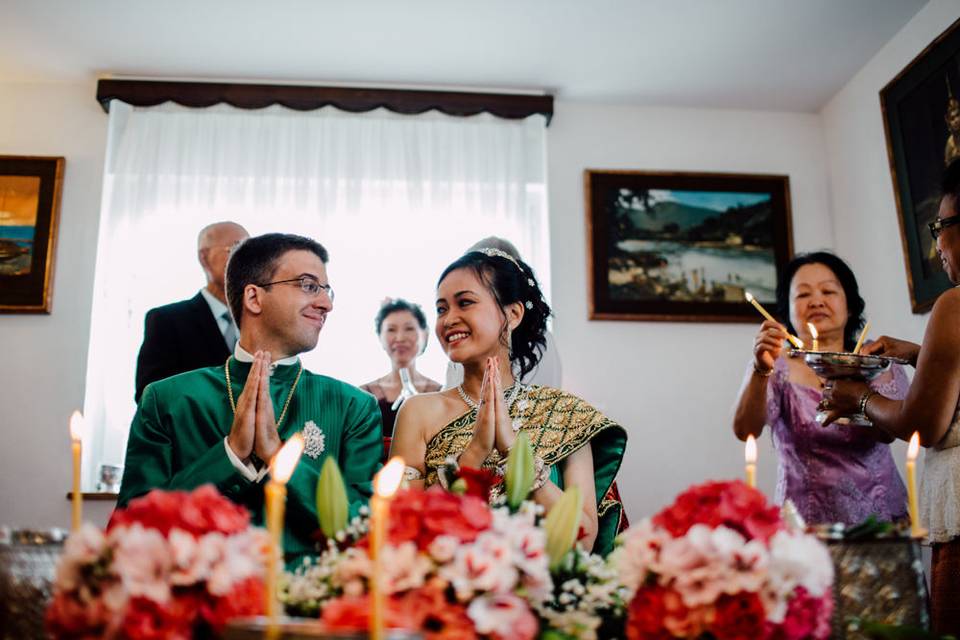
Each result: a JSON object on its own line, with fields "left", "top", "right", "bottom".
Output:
{"left": 585, "top": 169, "right": 793, "bottom": 322}
{"left": 0, "top": 156, "right": 65, "bottom": 313}
{"left": 881, "top": 17, "right": 960, "bottom": 313}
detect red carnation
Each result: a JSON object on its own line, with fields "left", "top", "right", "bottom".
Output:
{"left": 626, "top": 586, "right": 674, "bottom": 640}
{"left": 384, "top": 487, "right": 492, "bottom": 550}
{"left": 710, "top": 591, "right": 768, "bottom": 640}
{"left": 201, "top": 577, "right": 265, "bottom": 631}
{"left": 652, "top": 481, "right": 784, "bottom": 542}
{"left": 120, "top": 596, "right": 195, "bottom": 640}
{"left": 109, "top": 485, "right": 250, "bottom": 537}
{"left": 456, "top": 466, "right": 502, "bottom": 501}
{"left": 768, "top": 588, "right": 833, "bottom": 640}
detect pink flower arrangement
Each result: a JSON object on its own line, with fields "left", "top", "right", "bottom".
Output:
{"left": 614, "top": 481, "right": 833, "bottom": 640}
{"left": 46, "top": 485, "right": 270, "bottom": 639}
{"left": 286, "top": 485, "right": 551, "bottom": 640}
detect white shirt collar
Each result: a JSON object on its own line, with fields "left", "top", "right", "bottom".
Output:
{"left": 199, "top": 287, "right": 230, "bottom": 320}
{"left": 234, "top": 343, "right": 300, "bottom": 375}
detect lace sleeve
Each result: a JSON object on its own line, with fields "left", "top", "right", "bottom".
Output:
{"left": 869, "top": 363, "right": 909, "bottom": 400}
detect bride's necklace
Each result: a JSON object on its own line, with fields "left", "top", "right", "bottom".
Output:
{"left": 456, "top": 381, "right": 525, "bottom": 413}
{"left": 224, "top": 356, "right": 303, "bottom": 429}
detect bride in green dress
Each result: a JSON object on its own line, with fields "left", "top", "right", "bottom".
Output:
{"left": 391, "top": 248, "right": 627, "bottom": 555}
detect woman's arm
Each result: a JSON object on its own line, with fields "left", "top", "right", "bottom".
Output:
{"left": 532, "top": 445, "right": 599, "bottom": 552}
{"left": 389, "top": 396, "right": 428, "bottom": 489}
{"left": 732, "top": 320, "right": 786, "bottom": 441}
{"left": 865, "top": 290, "right": 960, "bottom": 445}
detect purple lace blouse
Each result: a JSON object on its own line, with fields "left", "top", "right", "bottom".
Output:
{"left": 762, "top": 356, "right": 909, "bottom": 525}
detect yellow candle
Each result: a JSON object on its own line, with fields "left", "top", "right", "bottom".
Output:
{"left": 744, "top": 434, "right": 758, "bottom": 489}
{"left": 806, "top": 322, "right": 819, "bottom": 352}
{"left": 371, "top": 457, "right": 405, "bottom": 640}
{"left": 264, "top": 434, "right": 304, "bottom": 628}
{"left": 906, "top": 432, "right": 924, "bottom": 538}
{"left": 853, "top": 320, "right": 871, "bottom": 355}
{"left": 744, "top": 292, "right": 804, "bottom": 349}
{"left": 69, "top": 411, "right": 84, "bottom": 531}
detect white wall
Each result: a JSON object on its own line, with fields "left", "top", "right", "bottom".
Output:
{"left": 548, "top": 103, "right": 833, "bottom": 520}
{"left": 14, "top": 73, "right": 925, "bottom": 535}
{"left": 0, "top": 81, "right": 114, "bottom": 528}
{"left": 822, "top": 0, "right": 960, "bottom": 467}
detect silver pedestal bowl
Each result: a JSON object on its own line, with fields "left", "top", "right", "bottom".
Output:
{"left": 788, "top": 351, "right": 907, "bottom": 427}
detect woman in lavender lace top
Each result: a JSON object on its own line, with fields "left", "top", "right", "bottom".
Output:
{"left": 732, "top": 252, "right": 908, "bottom": 525}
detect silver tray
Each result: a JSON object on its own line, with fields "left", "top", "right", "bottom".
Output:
{"left": 789, "top": 351, "right": 907, "bottom": 427}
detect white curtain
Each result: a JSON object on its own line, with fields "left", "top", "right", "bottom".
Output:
{"left": 81, "top": 101, "right": 549, "bottom": 488}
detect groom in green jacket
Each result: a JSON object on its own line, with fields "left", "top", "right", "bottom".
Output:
{"left": 117, "top": 233, "right": 382, "bottom": 560}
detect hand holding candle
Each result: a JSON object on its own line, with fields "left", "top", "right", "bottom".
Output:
{"left": 745, "top": 292, "right": 804, "bottom": 349}
{"left": 69, "top": 411, "right": 84, "bottom": 531}
{"left": 264, "top": 433, "right": 304, "bottom": 626}
{"left": 744, "top": 434, "right": 758, "bottom": 489}
{"left": 905, "top": 432, "right": 925, "bottom": 539}
{"left": 371, "top": 457, "right": 405, "bottom": 640}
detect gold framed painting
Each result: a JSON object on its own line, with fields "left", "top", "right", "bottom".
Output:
{"left": 585, "top": 169, "right": 793, "bottom": 322}
{"left": 0, "top": 156, "right": 64, "bottom": 313}
{"left": 881, "top": 17, "right": 960, "bottom": 312}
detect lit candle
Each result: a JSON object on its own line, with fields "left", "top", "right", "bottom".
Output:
{"left": 807, "top": 322, "right": 819, "bottom": 352}
{"left": 853, "top": 320, "right": 871, "bottom": 355}
{"left": 744, "top": 291, "right": 804, "bottom": 349}
{"left": 906, "top": 432, "right": 924, "bottom": 538}
{"left": 264, "top": 434, "right": 304, "bottom": 626}
{"left": 744, "top": 434, "right": 758, "bottom": 489}
{"left": 69, "top": 411, "right": 84, "bottom": 531}
{"left": 371, "top": 457, "right": 405, "bottom": 640}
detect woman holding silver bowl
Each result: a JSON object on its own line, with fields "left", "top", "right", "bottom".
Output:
{"left": 822, "top": 160, "right": 960, "bottom": 636}
{"left": 733, "top": 251, "right": 909, "bottom": 526}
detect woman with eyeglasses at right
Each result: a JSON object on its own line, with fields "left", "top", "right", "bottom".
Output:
{"left": 822, "top": 158, "right": 960, "bottom": 637}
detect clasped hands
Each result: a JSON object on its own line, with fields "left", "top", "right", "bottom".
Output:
{"left": 469, "top": 356, "right": 517, "bottom": 458}
{"left": 226, "top": 350, "right": 283, "bottom": 465}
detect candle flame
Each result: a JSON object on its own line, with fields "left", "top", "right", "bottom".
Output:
{"left": 69, "top": 410, "right": 84, "bottom": 442}
{"left": 745, "top": 435, "right": 758, "bottom": 464}
{"left": 744, "top": 291, "right": 755, "bottom": 302}
{"left": 806, "top": 322, "right": 818, "bottom": 340}
{"left": 270, "top": 433, "right": 304, "bottom": 484}
{"left": 375, "top": 457, "right": 405, "bottom": 498}
{"left": 908, "top": 432, "right": 920, "bottom": 461}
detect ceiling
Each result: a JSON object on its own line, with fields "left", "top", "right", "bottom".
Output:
{"left": 0, "top": 0, "right": 927, "bottom": 112}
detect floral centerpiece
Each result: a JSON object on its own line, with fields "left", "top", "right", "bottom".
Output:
{"left": 614, "top": 480, "right": 834, "bottom": 640}
{"left": 46, "top": 485, "right": 269, "bottom": 639}
{"left": 285, "top": 479, "right": 552, "bottom": 639}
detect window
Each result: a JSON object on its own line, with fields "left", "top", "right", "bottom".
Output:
{"left": 81, "top": 101, "right": 549, "bottom": 488}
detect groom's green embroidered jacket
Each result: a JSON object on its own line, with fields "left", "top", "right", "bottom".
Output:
{"left": 117, "top": 356, "right": 382, "bottom": 560}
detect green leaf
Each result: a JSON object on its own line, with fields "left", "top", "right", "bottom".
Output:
{"left": 505, "top": 432, "right": 535, "bottom": 509}
{"left": 544, "top": 486, "right": 583, "bottom": 570}
{"left": 316, "top": 457, "right": 348, "bottom": 538}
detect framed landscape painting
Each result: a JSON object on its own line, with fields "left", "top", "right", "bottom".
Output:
{"left": 881, "top": 17, "right": 960, "bottom": 313}
{"left": 585, "top": 170, "right": 793, "bottom": 322}
{"left": 0, "top": 156, "right": 64, "bottom": 313}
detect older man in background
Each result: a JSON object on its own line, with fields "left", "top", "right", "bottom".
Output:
{"left": 134, "top": 221, "right": 249, "bottom": 402}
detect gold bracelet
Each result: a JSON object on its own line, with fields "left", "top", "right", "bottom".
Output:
{"left": 753, "top": 363, "right": 774, "bottom": 378}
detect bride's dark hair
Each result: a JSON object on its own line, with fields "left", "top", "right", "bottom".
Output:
{"left": 438, "top": 251, "right": 551, "bottom": 380}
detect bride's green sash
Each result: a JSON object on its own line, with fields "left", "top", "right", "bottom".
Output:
{"left": 423, "top": 385, "right": 627, "bottom": 556}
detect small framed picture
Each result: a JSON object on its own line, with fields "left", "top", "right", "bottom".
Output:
{"left": 585, "top": 169, "right": 793, "bottom": 322}
{"left": 881, "top": 17, "right": 960, "bottom": 313}
{"left": 0, "top": 156, "right": 65, "bottom": 313}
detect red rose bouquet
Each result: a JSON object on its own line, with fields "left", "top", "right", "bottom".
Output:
{"left": 46, "top": 485, "right": 270, "bottom": 639}
{"left": 614, "top": 481, "right": 833, "bottom": 640}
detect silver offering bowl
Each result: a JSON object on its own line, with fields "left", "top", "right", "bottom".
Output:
{"left": 789, "top": 350, "right": 907, "bottom": 426}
